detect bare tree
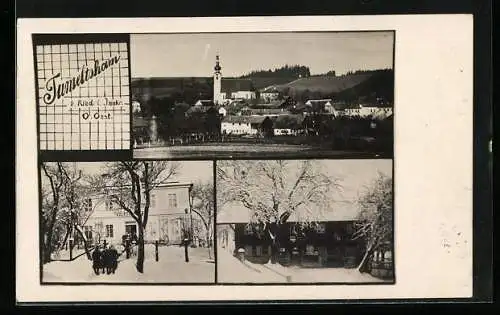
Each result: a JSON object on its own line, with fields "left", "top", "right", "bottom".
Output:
{"left": 353, "top": 172, "right": 393, "bottom": 273}
{"left": 190, "top": 180, "right": 214, "bottom": 259}
{"left": 217, "top": 160, "right": 342, "bottom": 264}
{"left": 97, "top": 161, "right": 180, "bottom": 273}
{"left": 41, "top": 162, "right": 66, "bottom": 263}
{"left": 41, "top": 162, "right": 97, "bottom": 262}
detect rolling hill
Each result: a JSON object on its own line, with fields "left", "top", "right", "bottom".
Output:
{"left": 131, "top": 69, "right": 394, "bottom": 104}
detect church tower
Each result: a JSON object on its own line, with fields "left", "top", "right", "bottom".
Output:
{"left": 213, "top": 54, "right": 223, "bottom": 105}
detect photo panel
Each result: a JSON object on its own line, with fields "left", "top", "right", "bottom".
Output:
{"left": 34, "top": 34, "right": 132, "bottom": 160}
{"left": 38, "top": 160, "right": 215, "bottom": 284}
{"left": 215, "top": 159, "right": 394, "bottom": 284}
{"left": 130, "top": 32, "right": 394, "bottom": 160}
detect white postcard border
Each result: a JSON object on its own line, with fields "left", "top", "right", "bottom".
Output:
{"left": 16, "top": 14, "right": 473, "bottom": 302}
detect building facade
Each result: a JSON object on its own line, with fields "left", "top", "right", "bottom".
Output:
{"left": 221, "top": 115, "right": 266, "bottom": 135}
{"left": 231, "top": 91, "right": 257, "bottom": 100}
{"left": 217, "top": 201, "right": 367, "bottom": 268}
{"left": 84, "top": 182, "right": 204, "bottom": 246}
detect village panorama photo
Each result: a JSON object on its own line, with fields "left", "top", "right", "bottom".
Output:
{"left": 39, "top": 160, "right": 215, "bottom": 284}
{"left": 216, "top": 159, "right": 394, "bottom": 284}
{"left": 130, "top": 32, "right": 394, "bottom": 159}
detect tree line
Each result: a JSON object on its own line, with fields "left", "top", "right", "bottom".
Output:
{"left": 241, "top": 64, "right": 311, "bottom": 79}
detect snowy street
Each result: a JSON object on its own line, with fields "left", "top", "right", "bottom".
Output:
{"left": 217, "top": 246, "right": 389, "bottom": 284}
{"left": 43, "top": 245, "right": 215, "bottom": 283}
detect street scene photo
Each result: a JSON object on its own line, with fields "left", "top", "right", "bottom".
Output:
{"left": 40, "top": 161, "right": 215, "bottom": 283}
{"left": 216, "top": 159, "right": 393, "bottom": 284}
{"left": 130, "top": 32, "right": 394, "bottom": 159}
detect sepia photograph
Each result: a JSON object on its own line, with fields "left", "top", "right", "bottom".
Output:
{"left": 131, "top": 32, "right": 394, "bottom": 159}
{"left": 216, "top": 159, "right": 393, "bottom": 284}
{"left": 39, "top": 160, "right": 215, "bottom": 284}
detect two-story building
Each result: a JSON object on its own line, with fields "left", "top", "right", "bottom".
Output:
{"left": 84, "top": 182, "right": 203, "bottom": 246}
{"left": 220, "top": 115, "right": 268, "bottom": 136}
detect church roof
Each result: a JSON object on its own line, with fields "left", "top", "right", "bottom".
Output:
{"left": 221, "top": 79, "right": 255, "bottom": 94}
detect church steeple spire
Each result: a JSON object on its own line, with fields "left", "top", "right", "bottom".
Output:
{"left": 214, "top": 54, "right": 222, "bottom": 73}
{"left": 213, "top": 54, "right": 223, "bottom": 105}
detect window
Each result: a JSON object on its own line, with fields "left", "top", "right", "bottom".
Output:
{"left": 244, "top": 224, "right": 253, "bottom": 235}
{"left": 84, "top": 226, "right": 93, "bottom": 240}
{"left": 345, "top": 222, "right": 355, "bottom": 235}
{"left": 107, "top": 199, "right": 115, "bottom": 211}
{"left": 315, "top": 223, "right": 326, "bottom": 234}
{"left": 168, "top": 193, "right": 177, "bottom": 208}
{"left": 84, "top": 198, "right": 92, "bottom": 212}
{"left": 94, "top": 222, "right": 103, "bottom": 234}
{"left": 150, "top": 193, "right": 156, "bottom": 208}
{"left": 105, "top": 224, "right": 114, "bottom": 238}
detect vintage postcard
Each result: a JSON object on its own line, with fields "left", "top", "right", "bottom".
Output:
{"left": 16, "top": 15, "right": 474, "bottom": 303}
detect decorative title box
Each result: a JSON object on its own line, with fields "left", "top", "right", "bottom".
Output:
{"left": 33, "top": 34, "right": 131, "bottom": 159}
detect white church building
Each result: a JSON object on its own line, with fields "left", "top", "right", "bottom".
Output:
{"left": 212, "top": 54, "right": 256, "bottom": 105}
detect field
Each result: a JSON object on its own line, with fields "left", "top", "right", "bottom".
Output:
{"left": 133, "top": 142, "right": 388, "bottom": 159}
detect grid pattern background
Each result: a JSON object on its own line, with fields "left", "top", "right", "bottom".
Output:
{"left": 36, "top": 42, "right": 130, "bottom": 151}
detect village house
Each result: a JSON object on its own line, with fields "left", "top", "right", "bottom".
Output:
{"left": 218, "top": 106, "right": 227, "bottom": 117}
{"left": 217, "top": 201, "right": 367, "bottom": 268}
{"left": 358, "top": 104, "right": 382, "bottom": 117}
{"left": 304, "top": 99, "right": 349, "bottom": 116}
{"left": 259, "top": 86, "right": 280, "bottom": 102}
{"left": 220, "top": 115, "right": 268, "bottom": 136}
{"left": 132, "top": 100, "right": 142, "bottom": 113}
{"left": 344, "top": 104, "right": 362, "bottom": 117}
{"left": 231, "top": 90, "right": 257, "bottom": 100}
{"left": 272, "top": 114, "right": 305, "bottom": 136}
{"left": 246, "top": 108, "right": 289, "bottom": 117}
{"left": 194, "top": 99, "right": 216, "bottom": 107}
{"left": 83, "top": 182, "right": 204, "bottom": 246}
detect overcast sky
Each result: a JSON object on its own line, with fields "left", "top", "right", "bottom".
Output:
{"left": 72, "top": 161, "right": 213, "bottom": 185}
{"left": 319, "top": 159, "right": 392, "bottom": 201}
{"left": 130, "top": 32, "right": 394, "bottom": 78}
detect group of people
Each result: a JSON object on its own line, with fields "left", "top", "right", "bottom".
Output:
{"left": 91, "top": 244, "right": 120, "bottom": 275}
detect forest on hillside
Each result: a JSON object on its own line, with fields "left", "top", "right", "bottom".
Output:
{"left": 240, "top": 65, "right": 311, "bottom": 78}
{"left": 240, "top": 65, "right": 393, "bottom": 79}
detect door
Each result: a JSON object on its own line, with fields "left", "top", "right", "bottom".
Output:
{"left": 125, "top": 223, "right": 137, "bottom": 235}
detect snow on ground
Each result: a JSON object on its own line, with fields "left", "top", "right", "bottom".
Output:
{"left": 43, "top": 245, "right": 215, "bottom": 283}
{"left": 217, "top": 246, "right": 389, "bottom": 284}
{"left": 217, "top": 247, "right": 286, "bottom": 283}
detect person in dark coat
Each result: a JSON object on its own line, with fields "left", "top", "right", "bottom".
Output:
{"left": 101, "top": 244, "right": 110, "bottom": 275}
{"left": 101, "top": 246, "right": 111, "bottom": 275}
{"left": 91, "top": 246, "right": 102, "bottom": 275}
{"left": 108, "top": 245, "right": 120, "bottom": 274}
